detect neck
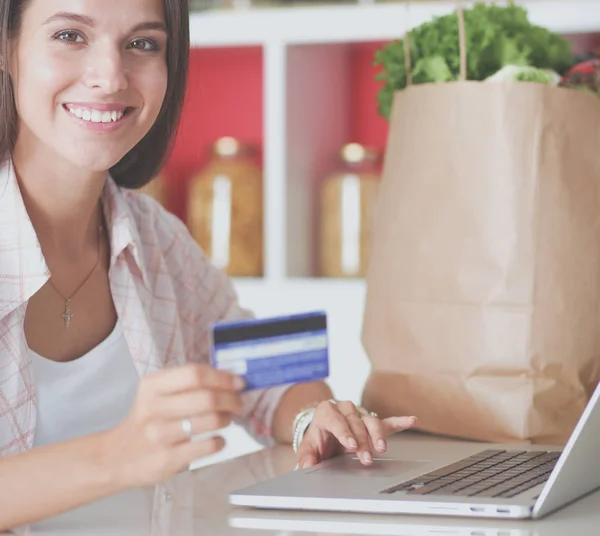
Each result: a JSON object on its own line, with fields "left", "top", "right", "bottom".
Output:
{"left": 11, "top": 144, "right": 106, "bottom": 258}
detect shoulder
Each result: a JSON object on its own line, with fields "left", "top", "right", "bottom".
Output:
{"left": 119, "top": 188, "right": 212, "bottom": 277}
{"left": 116, "top": 187, "right": 214, "bottom": 278}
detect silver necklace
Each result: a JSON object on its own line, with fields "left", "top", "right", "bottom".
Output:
{"left": 48, "top": 217, "right": 103, "bottom": 328}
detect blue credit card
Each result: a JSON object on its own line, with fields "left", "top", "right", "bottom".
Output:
{"left": 210, "top": 311, "right": 329, "bottom": 391}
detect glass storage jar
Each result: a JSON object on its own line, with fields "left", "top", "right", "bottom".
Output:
{"left": 187, "top": 136, "right": 263, "bottom": 277}
{"left": 319, "top": 142, "right": 381, "bottom": 278}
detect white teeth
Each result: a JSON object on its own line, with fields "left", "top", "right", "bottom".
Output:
{"left": 91, "top": 110, "right": 102, "bottom": 123}
{"left": 66, "top": 105, "right": 125, "bottom": 124}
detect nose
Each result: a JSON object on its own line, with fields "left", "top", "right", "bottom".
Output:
{"left": 83, "top": 48, "right": 128, "bottom": 94}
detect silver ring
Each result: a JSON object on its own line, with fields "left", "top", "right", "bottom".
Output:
{"left": 362, "top": 411, "right": 379, "bottom": 420}
{"left": 181, "top": 418, "right": 193, "bottom": 437}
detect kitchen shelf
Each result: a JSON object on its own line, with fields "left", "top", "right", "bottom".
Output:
{"left": 189, "top": 1, "right": 600, "bottom": 47}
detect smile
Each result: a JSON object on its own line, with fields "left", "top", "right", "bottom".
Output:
{"left": 63, "top": 104, "right": 130, "bottom": 124}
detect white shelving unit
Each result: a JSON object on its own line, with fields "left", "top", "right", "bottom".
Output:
{"left": 190, "top": 1, "right": 600, "bottom": 46}
{"left": 186, "top": 1, "right": 600, "bottom": 468}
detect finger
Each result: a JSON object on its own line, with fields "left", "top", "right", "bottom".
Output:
{"left": 148, "top": 364, "right": 245, "bottom": 395}
{"left": 381, "top": 416, "right": 418, "bottom": 434}
{"left": 296, "top": 444, "right": 320, "bottom": 470}
{"left": 361, "top": 416, "right": 388, "bottom": 454}
{"left": 335, "top": 401, "right": 357, "bottom": 416}
{"left": 143, "top": 412, "right": 233, "bottom": 446}
{"left": 174, "top": 435, "right": 227, "bottom": 471}
{"left": 344, "top": 413, "right": 374, "bottom": 465}
{"left": 158, "top": 390, "right": 244, "bottom": 418}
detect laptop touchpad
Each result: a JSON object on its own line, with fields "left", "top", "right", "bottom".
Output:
{"left": 308, "top": 456, "right": 429, "bottom": 478}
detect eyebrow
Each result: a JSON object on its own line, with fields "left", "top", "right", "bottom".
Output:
{"left": 43, "top": 12, "right": 168, "bottom": 34}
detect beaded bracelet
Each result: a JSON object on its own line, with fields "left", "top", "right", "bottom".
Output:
{"left": 292, "top": 407, "right": 315, "bottom": 453}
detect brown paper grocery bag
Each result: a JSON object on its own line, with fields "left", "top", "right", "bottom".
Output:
{"left": 361, "top": 14, "right": 600, "bottom": 445}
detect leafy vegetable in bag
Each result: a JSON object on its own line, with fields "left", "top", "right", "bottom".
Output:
{"left": 375, "top": 3, "right": 574, "bottom": 119}
{"left": 486, "top": 65, "right": 561, "bottom": 85}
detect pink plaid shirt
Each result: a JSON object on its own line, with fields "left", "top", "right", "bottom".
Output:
{"left": 0, "top": 160, "right": 290, "bottom": 533}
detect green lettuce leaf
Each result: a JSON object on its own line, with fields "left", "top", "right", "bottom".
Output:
{"left": 412, "top": 56, "right": 454, "bottom": 84}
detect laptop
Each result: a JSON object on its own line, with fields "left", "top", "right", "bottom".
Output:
{"left": 229, "top": 381, "right": 600, "bottom": 520}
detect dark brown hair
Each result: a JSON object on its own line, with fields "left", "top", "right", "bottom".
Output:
{"left": 0, "top": 0, "right": 189, "bottom": 189}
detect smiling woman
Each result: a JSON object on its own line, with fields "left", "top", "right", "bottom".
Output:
{"left": 0, "top": 0, "right": 414, "bottom": 532}
{"left": 2, "top": 0, "right": 184, "bottom": 187}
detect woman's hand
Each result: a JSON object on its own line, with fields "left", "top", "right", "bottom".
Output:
{"left": 295, "top": 400, "right": 416, "bottom": 469}
{"left": 104, "top": 363, "right": 245, "bottom": 489}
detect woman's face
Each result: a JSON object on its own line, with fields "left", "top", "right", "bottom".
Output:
{"left": 10, "top": 0, "right": 169, "bottom": 173}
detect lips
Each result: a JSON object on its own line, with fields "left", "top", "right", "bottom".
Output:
{"left": 63, "top": 104, "right": 131, "bottom": 124}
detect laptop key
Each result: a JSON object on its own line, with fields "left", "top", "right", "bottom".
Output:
{"left": 404, "top": 483, "right": 449, "bottom": 495}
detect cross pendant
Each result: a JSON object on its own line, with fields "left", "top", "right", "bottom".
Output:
{"left": 62, "top": 300, "right": 73, "bottom": 328}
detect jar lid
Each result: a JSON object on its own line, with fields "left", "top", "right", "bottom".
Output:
{"left": 214, "top": 137, "right": 241, "bottom": 157}
{"left": 340, "top": 143, "right": 379, "bottom": 164}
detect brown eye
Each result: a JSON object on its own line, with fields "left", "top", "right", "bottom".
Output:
{"left": 129, "top": 39, "right": 158, "bottom": 52}
{"left": 54, "top": 31, "right": 84, "bottom": 44}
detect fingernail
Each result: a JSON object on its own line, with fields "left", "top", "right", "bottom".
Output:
{"left": 302, "top": 460, "right": 312, "bottom": 469}
{"left": 377, "top": 439, "right": 386, "bottom": 451}
{"left": 363, "top": 451, "right": 373, "bottom": 463}
{"left": 347, "top": 437, "right": 358, "bottom": 449}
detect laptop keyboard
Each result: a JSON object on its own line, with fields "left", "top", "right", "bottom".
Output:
{"left": 381, "top": 449, "right": 561, "bottom": 499}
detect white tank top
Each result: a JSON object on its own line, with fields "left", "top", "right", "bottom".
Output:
{"left": 30, "top": 321, "right": 139, "bottom": 447}
{"left": 29, "top": 321, "right": 153, "bottom": 531}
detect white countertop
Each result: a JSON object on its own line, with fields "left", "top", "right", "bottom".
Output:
{"left": 18, "top": 433, "right": 600, "bottom": 536}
